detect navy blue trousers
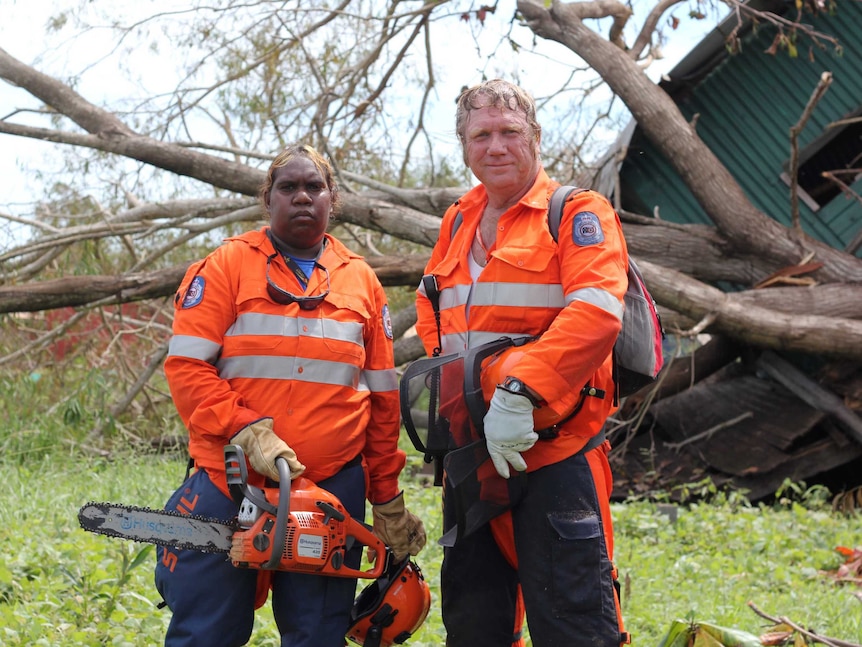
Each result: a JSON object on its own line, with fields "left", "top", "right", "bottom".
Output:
{"left": 155, "top": 463, "right": 366, "bottom": 647}
{"left": 441, "top": 450, "right": 621, "bottom": 647}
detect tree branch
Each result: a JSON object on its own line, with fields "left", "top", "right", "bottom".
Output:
{"left": 639, "top": 259, "right": 862, "bottom": 360}
{"left": 628, "top": 0, "right": 686, "bottom": 61}
{"left": 789, "top": 71, "right": 833, "bottom": 231}
{"left": 748, "top": 601, "right": 862, "bottom": 647}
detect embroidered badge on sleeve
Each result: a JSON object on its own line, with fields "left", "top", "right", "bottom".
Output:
{"left": 572, "top": 211, "right": 605, "bottom": 246}
{"left": 382, "top": 304, "right": 393, "bottom": 339}
{"left": 182, "top": 276, "right": 205, "bottom": 308}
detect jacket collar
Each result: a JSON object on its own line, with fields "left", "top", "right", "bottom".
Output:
{"left": 456, "top": 167, "right": 555, "bottom": 217}
{"left": 229, "top": 226, "right": 363, "bottom": 269}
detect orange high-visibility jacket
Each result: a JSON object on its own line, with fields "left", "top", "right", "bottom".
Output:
{"left": 166, "top": 227, "right": 404, "bottom": 503}
{"left": 415, "top": 169, "right": 628, "bottom": 471}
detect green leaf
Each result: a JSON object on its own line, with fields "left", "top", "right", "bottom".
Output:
{"left": 128, "top": 545, "right": 154, "bottom": 571}
{"left": 699, "top": 621, "right": 763, "bottom": 646}
{"left": 656, "top": 620, "right": 695, "bottom": 647}
{"left": 0, "top": 563, "right": 13, "bottom": 585}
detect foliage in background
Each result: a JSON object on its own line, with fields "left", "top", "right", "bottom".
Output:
{"left": 2, "top": 328, "right": 861, "bottom": 645}
{"left": 1, "top": 415, "right": 861, "bottom": 646}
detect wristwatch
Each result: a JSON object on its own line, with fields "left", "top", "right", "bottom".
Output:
{"left": 499, "top": 376, "right": 539, "bottom": 406}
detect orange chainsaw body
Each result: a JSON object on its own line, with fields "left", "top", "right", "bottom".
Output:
{"left": 225, "top": 447, "right": 386, "bottom": 579}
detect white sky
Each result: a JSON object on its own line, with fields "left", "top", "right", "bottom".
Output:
{"left": 0, "top": 1, "right": 728, "bottom": 228}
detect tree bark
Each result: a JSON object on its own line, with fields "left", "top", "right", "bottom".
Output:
{"left": 638, "top": 259, "right": 862, "bottom": 360}
{"left": 0, "top": 254, "right": 429, "bottom": 313}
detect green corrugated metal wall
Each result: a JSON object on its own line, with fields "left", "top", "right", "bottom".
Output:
{"left": 621, "top": 3, "right": 862, "bottom": 255}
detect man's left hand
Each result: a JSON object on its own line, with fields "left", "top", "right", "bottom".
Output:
{"left": 483, "top": 387, "right": 538, "bottom": 478}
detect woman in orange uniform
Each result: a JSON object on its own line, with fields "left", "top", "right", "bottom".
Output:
{"left": 156, "top": 144, "right": 425, "bottom": 647}
{"left": 415, "top": 80, "right": 629, "bottom": 646}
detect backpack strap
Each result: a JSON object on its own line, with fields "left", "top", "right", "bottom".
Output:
{"left": 450, "top": 211, "right": 464, "bottom": 239}
{"left": 453, "top": 185, "right": 585, "bottom": 243}
{"left": 419, "top": 273, "right": 445, "bottom": 483}
{"left": 549, "top": 185, "right": 612, "bottom": 405}
{"left": 547, "top": 185, "right": 588, "bottom": 242}
{"left": 424, "top": 207, "right": 468, "bottom": 359}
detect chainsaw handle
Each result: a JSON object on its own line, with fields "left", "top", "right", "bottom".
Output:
{"left": 342, "top": 517, "right": 387, "bottom": 579}
{"left": 225, "top": 445, "right": 276, "bottom": 515}
{"left": 262, "top": 456, "right": 292, "bottom": 570}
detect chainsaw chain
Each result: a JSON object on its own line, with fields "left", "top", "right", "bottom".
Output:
{"left": 78, "top": 501, "right": 238, "bottom": 554}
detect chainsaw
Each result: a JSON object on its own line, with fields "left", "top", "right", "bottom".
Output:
{"left": 78, "top": 444, "right": 387, "bottom": 579}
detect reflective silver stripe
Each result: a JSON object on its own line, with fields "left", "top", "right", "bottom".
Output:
{"left": 438, "top": 284, "right": 473, "bottom": 311}
{"left": 566, "top": 287, "right": 624, "bottom": 321}
{"left": 470, "top": 282, "right": 565, "bottom": 308}
{"left": 440, "top": 333, "right": 467, "bottom": 356}
{"left": 226, "top": 312, "right": 364, "bottom": 346}
{"left": 226, "top": 313, "right": 282, "bottom": 337}
{"left": 168, "top": 335, "right": 222, "bottom": 364}
{"left": 216, "top": 355, "right": 360, "bottom": 387}
{"left": 361, "top": 368, "right": 398, "bottom": 392}
{"left": 441, "top": 281, "right": 564, "bottom": 310}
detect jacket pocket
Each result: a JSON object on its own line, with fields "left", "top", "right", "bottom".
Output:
{"left": 316, "top": 291, "right": 368, "bottom": 362}
{"left": 491, "top": 244, "right": 557, "bottom": 274}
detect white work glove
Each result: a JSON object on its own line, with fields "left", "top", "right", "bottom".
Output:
{"left": 231, "top": 418, "right": 306, "bottom": 482}
{"left": 483, "top": 388, "right": 539, "bottom": 478}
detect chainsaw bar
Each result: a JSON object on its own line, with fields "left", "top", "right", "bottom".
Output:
{"left": 78, "top": 502, "right": 235, "bottom": 554}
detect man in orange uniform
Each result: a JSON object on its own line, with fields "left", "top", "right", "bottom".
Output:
{"left": 156, "top": 144, "right": 425, "bottom": 646}
{"left": 415, "top": 80, "right": 629, "bottom": 646}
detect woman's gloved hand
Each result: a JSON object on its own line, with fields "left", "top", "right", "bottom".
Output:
{"left": 231, "top": 418, "right": 306, "bottom": 481}
{"left": 371, "top": 492, "right": 427, "bottom": 561}
{"left": 483, "top": 388, "right": 539, "bottom": 478}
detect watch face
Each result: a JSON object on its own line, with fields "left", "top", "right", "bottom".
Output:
{"left": 504, "top": 378, "right": 525, "bottom": 392}
{"left": 502, "top": 377, "right": 537, "bottom": 405}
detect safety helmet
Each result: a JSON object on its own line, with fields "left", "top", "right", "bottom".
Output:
{"left": 478, "top": 342, "right": 583, "bottom": 433}
{"left": 346, "top": 557, "right": 431, "bottom": 647}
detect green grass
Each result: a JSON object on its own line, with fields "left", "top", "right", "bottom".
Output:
{"left": 1, "top": 446, "right": 860, "bottom": 646}
{"left": 0, "top": 367, "right": 859, "bottom": 646}
{"left": 615, "top": 497, "right": 862, "bottom": 644}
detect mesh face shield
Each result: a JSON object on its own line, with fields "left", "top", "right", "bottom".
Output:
{"left": 399, "top": 338, "right": 529, "bottom": 546}
{"left": 399, "top": 351, "right": 467, "bottom": 470}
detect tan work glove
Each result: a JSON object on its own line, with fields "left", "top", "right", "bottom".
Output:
{"left": 231, "top": 418, "right": 305, "bottom": 482}
{"left": 371, "top": 492, "right": 427, "bottom": 561}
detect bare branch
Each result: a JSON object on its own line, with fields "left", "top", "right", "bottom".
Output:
{"left": 665, "top": 411, "right": 754, "bottom": 450}
{"left": 89, "top": 340, "right": 170, "bottom": 440}
{"left": 748, "top": 601, "right": 862, "bottom": 647}
{"left": 789, "top": 71, "right": 833, "bottom": 231}
{"left": 628, "top": 0, "right": 686, "bottom": 60}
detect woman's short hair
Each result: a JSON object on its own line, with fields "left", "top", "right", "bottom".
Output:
{"left": 260, "top": 144, "right": 341, "bottom": 214}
